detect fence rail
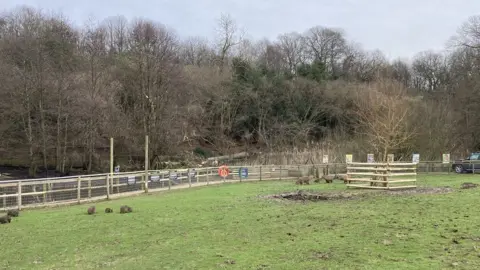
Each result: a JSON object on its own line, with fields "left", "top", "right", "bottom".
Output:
{"left": 346, "top": 162, "right": 417, "bottom": 190}
{"left": 0, "top": 165, "right": 312, "bottom": 211}
{"left": 0, "top": 161, "right": 475, "bottom": 211}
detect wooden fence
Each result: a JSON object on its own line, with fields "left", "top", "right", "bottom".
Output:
{"left": 0, "top": 160, "right": 474, "bottom": 211}
{"left": 0, "top": 164, "right": 326, "bottom": 211}
{"left": 346, "top": 162, "right": 417, "bottom": 190}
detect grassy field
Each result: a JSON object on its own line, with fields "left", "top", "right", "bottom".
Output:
{"left": 1, "top": 174, "right": 480, "bottom": 270}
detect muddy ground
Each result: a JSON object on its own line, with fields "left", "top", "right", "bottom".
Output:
{"left": 260, "top": 186, "right": 456, "bottom": 202}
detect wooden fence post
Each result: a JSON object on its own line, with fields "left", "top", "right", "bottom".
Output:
{"left": 43, "top": 182, "right": 46, "bottom": 203}
{"left": 111, "top": 176, "right": 114, "bottom": 195}
{"left": 106, "top": 175, "right": 110, "bottom": 200}
{"left": 279, "top": 165, "right": 282, "bottom": 180}
{"left": 77, "top": 177, "right": 81, "bottom": 204}
{"left": 17, "top": 181, "right": 22, "bottom": 210}
{"left": 260, "top": 166, "right": 263, "bottom": 181}
{"left": 188, "top": 169, "right": 192, "bottom": 187}
{"left": 88, "top": 179, "right": 92, "bottom": 198}
{"left": 115, "top": 174, "right": 119, "bottom": 194}
{"left": 144, "top": 172, "right": 149, "bottom": 193}
{"left": 168, "top": 171, "right": 171, "bottom": 190}
{"left": 239, "top": 167, "right": 242, "bottom": 183}
{"left": 206, "top": 168, "right": 209, "bottom": 185}
{"left": 2, "top": 193, "right": 6, "bottom": 210}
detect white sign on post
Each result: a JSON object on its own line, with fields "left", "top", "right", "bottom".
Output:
{"left": 127, "top": 176, "right": 136, "bottom": 185}
{"left": 345, "top": 154, "right": 353, "bottom": 163}
{"left": 322, "top": 155, "right": 329, "bottom": 164}
{"left": 367, "top": 154, "right": 374, "bottom": 163}
{"left": 170, "top": 172, "right": 178, "bottom": 181}
{"left": 412, "top": 154, "right": 420, "bottom": 164}
{"left": 442, "top": 154, "right": 450, "bottom": 164}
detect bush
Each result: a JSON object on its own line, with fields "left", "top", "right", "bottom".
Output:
{"left": 193, "top": 147, "right": 212, "bottom": 158}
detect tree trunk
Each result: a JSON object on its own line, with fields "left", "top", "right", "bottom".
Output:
{"left": 61, "top": 114, "right": 68, "bottom": 174}
{"left": 39, "top": 99, "right": 48, "bottom": 177}
{"left": 22, "top": 80, "right": 36, "bottom": 178}
{"left": 26, "top": 108, "right": 36, "bottom": 178}
{"left": 55, "top": 98, "right": 62, "bottom": 172}
{"left": 87, "top": 127, "right": 94, "bottom": 174}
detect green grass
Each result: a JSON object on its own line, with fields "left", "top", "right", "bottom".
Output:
{"left": 1, "top": 174, "right": 480, "bottom": 269}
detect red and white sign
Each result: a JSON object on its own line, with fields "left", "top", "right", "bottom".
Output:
{"left": 218, "top": 165, "right": 229, "bottom": 178}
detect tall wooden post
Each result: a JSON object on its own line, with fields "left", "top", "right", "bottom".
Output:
{"left": 107, "top": 137, "right": 113, "bottom": 199}
{"left": 144, "top": 135, "right": 149, "bottom": 193}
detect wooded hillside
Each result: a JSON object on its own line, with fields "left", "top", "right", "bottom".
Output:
{"left": 0, "top": 6, "right": 479, "bottom": 176}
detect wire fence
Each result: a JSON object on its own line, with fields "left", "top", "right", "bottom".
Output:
{"left": 0, "top": 161, "right": 476, "bottom": 211}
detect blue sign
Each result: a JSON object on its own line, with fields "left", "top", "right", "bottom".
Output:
{"left": 239, "top": 167, "right": 248, "bottom": 179}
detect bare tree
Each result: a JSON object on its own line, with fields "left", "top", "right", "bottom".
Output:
{"left": 412, "top": 51, "right": 449, "bottom": 91}
{"left": 0, "top": 7, "right": 48, "bottom": 176}
{"left": 102, "top": 15, "right": 128, "bottom": 54}
{"left": 277, "top": 32, "right": 306, "bottom": 74}
{"left": 388, "top": 59, "right": 412, "bottom": 88}
{"left": 214, "top": 13, "right": 243, "bottom": 72}
{"left": 257, "top": 40, "right": 285, "bottom": 73}
{"left": 354, "top": 79, "right": 418, "bottom": 161}
{"left": 78, "top": 20, "right": 110, "bottom": 173}
{"left": 179, "top": 36, "right": 214, "bottom": 66}
{"left": 41, "top": 16, "right": 78, "bottom": 174}
{"left": 116, "top": 19, "right": 184, "bottom": 165}
{"left": 450, "top": 15, "right": 480, "bottom": 49}
{"left": 305, "top": 26, "right": 347, "bottom": 77}
{"left": 342, "top": 43, "right": 387, "bottom": 82}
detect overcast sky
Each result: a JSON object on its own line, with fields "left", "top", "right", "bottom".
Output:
{"left": 2, "top": 0, "right": 479, "bottom": 60}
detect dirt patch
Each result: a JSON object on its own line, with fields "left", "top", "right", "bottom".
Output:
{"left": 261, "top": 187, "right": 454, "bottom": 202}
{"left": 383, "top": 187, "right": 454, "bottom": 195}
{"left": 260, "top": 190, "right": 360, "bottom": 202}
{"left": 460, "top": 182, "right": 478, "bottom": 189}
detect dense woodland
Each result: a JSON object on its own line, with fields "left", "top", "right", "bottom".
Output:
{"left": 0, "top": 6, "right": 480, "bottom": 177}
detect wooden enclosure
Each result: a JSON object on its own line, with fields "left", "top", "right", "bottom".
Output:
{"left": 346, "top": 162, "right": 417, "bottom": 189}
